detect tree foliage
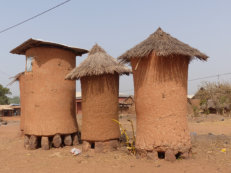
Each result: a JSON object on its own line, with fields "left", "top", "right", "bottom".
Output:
{"left": 194, "top": 82, "right": 231, "bottom": 114}
{"left": 0, "top": 84, "right": 12, "bottom": 105}
{"left": 9, "top": 96, "right": 20, "bottom": 104}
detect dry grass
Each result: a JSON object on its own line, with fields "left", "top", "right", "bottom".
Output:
{"left": 194, "top": 81, "right": 231, "bottom": 114}
{"left": 118, "top": 27, "right": 208, "bottom": 63}
{"left": 66, "top": 44, "right": 131, "bottom": 80}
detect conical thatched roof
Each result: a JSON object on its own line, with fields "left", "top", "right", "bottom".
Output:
{"left": 118, "top": 27, "right": 208, "bottom": 63}
{"left": 66, "top": 44, "right": 131, "bottom": 80}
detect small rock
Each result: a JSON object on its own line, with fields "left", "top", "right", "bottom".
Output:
{"left": 64, "top": 135, "right": 72, "bottom": 146}
{"left": 147, "top": 151, "right": 158, "bottom": 160}
{"left": 181, "top": 151, "right": 190, "bottom": 159}
{"left": 52, "top": 134, "right": 62, "bottom": 148}
{"left": 165, "top": 150, "right": 176, "bottom": 162}
{"left": 95, "top": 140, "right": 119, "bottom": 153}
{"left": 41, "top": 136, "right": 50, "bottom": 150}
{"left": 29, "top": 135, "right": 38, "bottom": 150}
{"left": 82, "top": 141, "right": 91, "bottom": 152}
{"left": 72, "top": 133, "right": 79, "bottom": 145}
{"left": 95, "top": 141, "right": 104, "bottom": 153}
{"left": 24, "top": 135, "right": 30, "bottom": 149}
{"left": 208, "top": 132, "right": 213, "bottom": 135}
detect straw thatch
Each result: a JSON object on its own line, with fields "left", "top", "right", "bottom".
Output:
{"left": 7, "top": 72, "right": 24, "bottom": 86}
{"left": 66, "top": 44, "right": 131, "bottom": 80}
{"left": 118, "top": 27, "right": 208, "bottom": 63}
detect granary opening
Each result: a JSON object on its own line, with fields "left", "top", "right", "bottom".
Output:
{"left": 158, "top": 151, "right": 165, "bottom": 159}
{"left": 90, "top": 142, "right": 95, "bottom": 149}
{"left": 175, "top": 152, "right": 182, "bottom": 159}
{"left": 26, "top": 56, "right": 34, "bottom": 72}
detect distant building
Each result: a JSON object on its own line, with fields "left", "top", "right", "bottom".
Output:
{"left": 119, "top": 95, "right": 135, "bottom": 114}
{"left": 75, "top": 92, "right": 133, "bottom": 115}
{"left": 0, "top": 105, "right": 21, "bottom": 116}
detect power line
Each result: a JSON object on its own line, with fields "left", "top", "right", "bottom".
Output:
{"left": 0, "top": 0, "right": 71, "bottom": 34}
{"left": 120, "top": 72, "right": 231, "bottom": 92}
{"left": 189, "top": 72, "right": 231, "bottom": 82}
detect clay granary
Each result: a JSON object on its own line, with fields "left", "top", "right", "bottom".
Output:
{"left": 118, "top": 28, "right": 208, "bottom": 161}
{"left": 66, "top": 44, "right": 131, "bottom": 152}
{"left": 10, "top": 39, "right": 88, "bottom": 150}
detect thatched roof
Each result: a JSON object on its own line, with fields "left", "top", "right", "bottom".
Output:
{"left": 118, "top": 27, "right": 208, "bottom": 63}
{"left": 66, "top": 44, "right": 131, "bottom": 80}
{"left": 10, "top": 38, "right": 88, "bottom": 56}
{"left": 7, "top": 72, "right": 24, "bottom": 86}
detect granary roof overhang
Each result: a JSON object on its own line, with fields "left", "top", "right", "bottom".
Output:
{"left": 66, "top": 44, "right": 132, "bottom": 80}
{"left": 10, "top": 38, "right": 88, "bottom": 56}
{"left": 118, "top": 27, "right": 209, "bottom": 63}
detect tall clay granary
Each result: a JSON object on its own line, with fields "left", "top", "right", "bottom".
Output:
{"left": 118, "top": 28, "right": 208, "bottom": 161}
{"left": 10, "top": 39, "right": 88, "bottom": 150}
{"left": 66, "top": 44, "right": 131, "bottom": 152}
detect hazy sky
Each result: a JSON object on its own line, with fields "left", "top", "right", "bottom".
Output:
{"left": 0, "top": 0, "right": 231, "bottom": 96}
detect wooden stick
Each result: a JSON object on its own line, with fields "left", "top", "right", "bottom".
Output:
{"left": 134, "top": 58, "right": 141, "bottom": 70}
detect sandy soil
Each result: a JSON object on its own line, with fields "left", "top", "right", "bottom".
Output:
{"left": 0, "top": 115, "right": 231, "bottom": 173}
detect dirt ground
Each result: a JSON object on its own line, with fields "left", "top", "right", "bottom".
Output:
{"left": 0, "top": 115, "right": 231, "bottom": 173}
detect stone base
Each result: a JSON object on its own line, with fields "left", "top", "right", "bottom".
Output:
{"left": 24, "top": 132, "right": 80, "bottom": 150}
{"left": 136, "top": 148, "right": 191, "bottom": 162}
{"left": 82, "top": 140, "right": 119, "bottom": 153}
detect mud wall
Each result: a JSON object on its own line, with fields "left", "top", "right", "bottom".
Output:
{"left": 81, "top": 74, "right": 120, "bottom": 141}
{"left": 131, "top": 52, "right": 191, "bottom": 152}
{"left": 18, "top": 74, "right": 25, "bottom": 131}
{"left": 23, "top": 47, "right": 78, "bottom": 136}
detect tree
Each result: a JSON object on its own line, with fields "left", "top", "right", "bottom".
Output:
{"left": 0, "top": 84, "right": 12, "bottom": 105}
{"left": 194, "top": 81, "right": 231, "bottom": 114}
{"left": 9, "top": 96, "right": 20, "bottom": 104}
